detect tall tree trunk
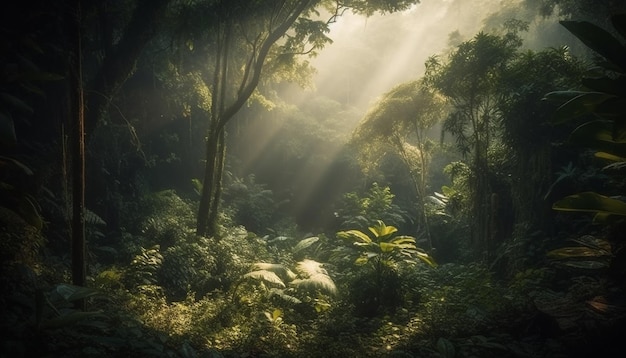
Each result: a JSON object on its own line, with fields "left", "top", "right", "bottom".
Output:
{"left": 195, "top": 0, "right": 312, "bottom": 236}
{"left": 197, "top": 18, "right": 229, "bottom": 237}
{"left": 196, "top": 127, "right": 220, "bottom": 236}
{"left": 207, "top": 128, "right": 226, "bottom": 237}
{"left": 69, "top": 0, "right": 86, "bottom": 306}
{"left": 84, "top": 0, "right": 170, "bottom": 138}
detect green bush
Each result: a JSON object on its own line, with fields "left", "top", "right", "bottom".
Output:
{"left": 337, "top": 220, "right": 435, "bottom": 317}
{"left": 158, "top": 236, "right": 218, "bottom": 301}
{"left": 335, "top": 183, "right": 408, "bottom": 230}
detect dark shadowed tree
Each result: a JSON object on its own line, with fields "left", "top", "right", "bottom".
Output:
{"left": 499, "top": 47, "right": 583, "bottom": 241}
{"left": 83, "top": 0, "right": 171, "bottom": 139}
{"left": 424, "top": 25, "right": 522, "bottom": 259}
{"left": 353, "top": 80, "right": 445, "bottom": 249}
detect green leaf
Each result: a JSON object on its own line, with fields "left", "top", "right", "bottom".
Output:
{"left": 560, "top": 20, "right": 626, "bottom": 71}
{"left": 271, "top": 308, "right": 282, "bottom": 320}
{"left": 368, "top": 220, "right": 397, "bottom": 239}
{"left": 547, "top": 246, "right": 610, "bottom": 259}
{"left": 252, "top": 263, "right": 296, "bottom": 281}
{"left": 295, "top": 259, "right": 327, "bottom": 277}
{"left": 55, "top": 284, "right": 103, "bottom": 302}
{"left": 569, "top": 121, "right": 626, "bottom": 157}
{"left": 293, "top": 236, "right": 319, "bottom": 254}
{"left": 243, "top": 270, "right": 285, "bottom": 287}
{"left": 553, "top": 191, "right": 626, "bottom": 216}
{"left": 390, "top": 235, "right": 417, "bottom": 246}
{"left": 551, "top": 92, "right": 615, "bottom": 124}
{"left": 191, "top": 178, "right": 203, "bottom": 194}
{"left": 290, "top": 274, "right": 337, "bottom": 295}
{"left": 415, "top": 251, "right": 437, "bottom": 267}
{"left": 379, "top": 241, "right": 397, "bottom": 253}
{"left": 593, "top": 212, "right": 625, "bottom": 225}
{"left": 337, "top": 229, "right": 372, "bottom": 244}
{"left": 595, "top": 151, "right": 626, "bottom": 162}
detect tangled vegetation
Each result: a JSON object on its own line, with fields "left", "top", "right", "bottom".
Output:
{"left": 2, "top": 1, "right": 626, "bottom": 357}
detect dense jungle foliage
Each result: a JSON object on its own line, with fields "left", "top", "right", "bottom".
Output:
{"left": 2, "top": 0, "right": 626, "bottom": 357}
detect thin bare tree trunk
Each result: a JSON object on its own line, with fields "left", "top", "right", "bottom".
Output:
{"left": 69, "top": 0, "right": 86, "bottom": 308}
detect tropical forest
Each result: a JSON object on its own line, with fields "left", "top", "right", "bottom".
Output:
{"left": 2, "top": 0, "right": 626, "bottom": 357}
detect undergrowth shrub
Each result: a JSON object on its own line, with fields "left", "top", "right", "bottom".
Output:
{"left": 141, "top": 190, "right": 195, "bottom": 245}
{"left": 222, "top": 174, "right": 279, "bottom": 235}
{"left": 334, "top": 183, "right": 408, "bottom": 230}
{"left": 336, "top": 221, "right": 436, "bottom": 317}
{"left": 159, "top": 236, "right": 218, "bottom": 301}
{"left": 412, "top": 263, "right": 509, "bottom": 337}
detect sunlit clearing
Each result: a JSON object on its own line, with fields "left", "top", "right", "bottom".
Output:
{"left": 233, "top": 0, "right": 510, "bottom": 230}
{"left": 311, "top": 0, "right": 507, "bottom": 112}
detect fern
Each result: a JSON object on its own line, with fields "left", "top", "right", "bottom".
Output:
{"left": 85, "top": 208, "right": 106, "bottom": 226}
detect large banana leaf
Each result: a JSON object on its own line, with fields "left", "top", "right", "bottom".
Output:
{"left": 569, "top": 120, "right": 626, "bottom": 157}
{"left": 550, "top": 92, "right": 615, "bottom": 124}
{"left": 595, "top": 151, "right": 626, "bottom": 162}
{"left": 244, "top": 270, "right": 285, "bottom": 287}
{"left": 560, "top": 20, "right": 626, "bottom": 71}
{"left": 552, "top": 191, "right": 626, "bottom": 217}
{"left": 337, "top": 229, "right": 372, "bottom": 244}
{"left": 368, "top": 220, "right": 398, "bottom": 239}
{"left": 293, "top": 236, "right": 319, "bottom": 254}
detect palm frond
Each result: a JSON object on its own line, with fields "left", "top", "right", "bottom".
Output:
{"left": 252, "top": 263, "right": 297, "bottom": 281}
{"left": 290, "top": 273, "right": 337, "bottom": 296}
{"left": 293, "top": 236, "right": 319, "bottom": 254}
{"left": 295, "top": 259, "right": 327, "bottom": 277}
{"left": 243, "top": 270, "right": 285, "bottom": 287}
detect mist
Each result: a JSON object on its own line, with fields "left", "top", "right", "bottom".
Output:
{"left": 304, "top": 0, "right": 579, "bottom": 115}
{"left": 230, "top": 0, "right": 574, "bottom": 230}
